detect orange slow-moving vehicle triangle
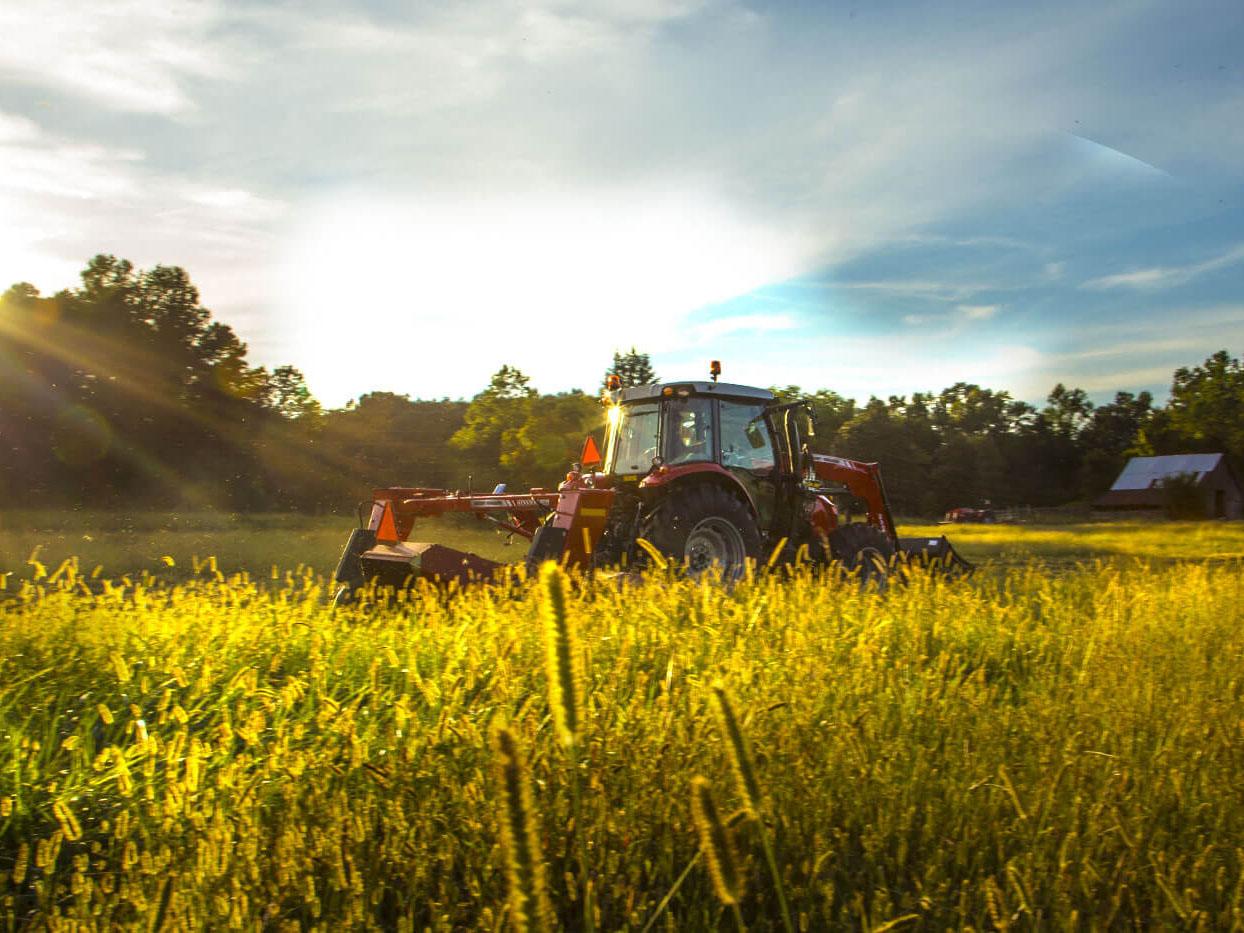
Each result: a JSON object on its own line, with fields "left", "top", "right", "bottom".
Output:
{"left": 580, "top": 435, "right": 603, "bottom": 469}
{"left": 376, "top": 502, "right": 399, "bottom": 543}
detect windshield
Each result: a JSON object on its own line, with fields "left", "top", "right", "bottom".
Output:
{"left": 605, "top": 402, "right": 660, "bottom": 474}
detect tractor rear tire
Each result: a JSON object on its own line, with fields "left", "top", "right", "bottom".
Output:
{"left": 828, "top": 523, "right": 895, "bottom": 590}
{"left": 639, "top": 485, "right": 761, "bottom": 578}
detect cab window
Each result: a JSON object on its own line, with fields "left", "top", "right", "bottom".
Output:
{"left": 607, "top": 403, "right": 660, "bottom": 474}
{"left": 719, "top": 402, "right": 775, "bottom": 472}
{"left": 664, "top": 397, "right": 715, "bottom": 465}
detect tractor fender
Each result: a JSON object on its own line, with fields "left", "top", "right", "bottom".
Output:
{"left": 639, "top": 463, "right": 759, "bottom": 520}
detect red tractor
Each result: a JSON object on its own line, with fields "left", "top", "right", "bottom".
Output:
{"left": 333, "top": 367, "right": 969, "bottom": 602}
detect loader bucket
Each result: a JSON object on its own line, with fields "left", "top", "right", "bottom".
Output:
{"left": 896, "top": 535, "right": 974, "bottom": 577}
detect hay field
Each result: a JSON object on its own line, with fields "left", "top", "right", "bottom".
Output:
{"left": 4, "top": 510, "right": 1242, "bottom": 583}
{"left": 1, "top": 521, "right": 1243, "bottom": 929}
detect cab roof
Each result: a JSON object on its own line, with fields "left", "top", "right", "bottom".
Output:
{"left": 612, "top": 381, "right": 775, "bottom": 404}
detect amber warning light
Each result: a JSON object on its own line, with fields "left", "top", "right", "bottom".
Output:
{"left": 710, "top": 360, "right": 721, "bottom": 382}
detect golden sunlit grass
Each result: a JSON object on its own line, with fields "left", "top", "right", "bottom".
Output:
{"left": 903, "top": 519, "right": 1244, "bottom": 567}
{"left": 2, "top": 538, "right": 1243, "bottom": 928}
{"left": 0, "top": 511, "right": 518, "bottom": 583}
{"left": 5, "top": 512, "right": 1242, "bottom": 586}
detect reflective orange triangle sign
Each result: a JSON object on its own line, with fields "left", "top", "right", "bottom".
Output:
{"left": 376, "top": 502, "right": 399, "bottom": 543}
{"left": 581, "top": 435, "right": 602, "bottom": 469}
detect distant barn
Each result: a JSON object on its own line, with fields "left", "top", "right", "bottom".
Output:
{"left": 1094, "top": 453, "right": 1243, "bottom": 519}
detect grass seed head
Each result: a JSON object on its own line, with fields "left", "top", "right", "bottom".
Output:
{"left": 691, "top": 776, "right": 745, "bottom": 906}
{"left": 711, "top": 681, "right": 762, "bottom": 813}
{"left": 539, "top": 561, "right": 580, "bottom": 747}
{"left": 491, "top": 723, "right": 553, "bottom": 933}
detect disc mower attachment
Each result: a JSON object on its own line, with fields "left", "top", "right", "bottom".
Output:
{"left": 896, "top": 535, "right": 974, "bottom": 577}
{"left": 336, "top": 529, "right": 501, "bottom": 594}
{"left": 359, "top": 542, "right": 502, "bottom": 588}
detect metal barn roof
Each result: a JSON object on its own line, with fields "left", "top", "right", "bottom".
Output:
{"left": 1109, "top": 453, "right": 1224, "bottom": 491}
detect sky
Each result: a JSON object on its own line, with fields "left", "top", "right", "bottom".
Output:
{"left": 1, "top": 0, "right": 1242, "bottom": 408}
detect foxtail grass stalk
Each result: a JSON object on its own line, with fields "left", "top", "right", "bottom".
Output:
{"left": 641, "top": 806, "right": 754, "bottom": 931}
{"left": 491, "top": 724, "right": 553, "bottom": 933}
{"left": 539, "top": 562, "right": 594, "bottom": 933}
{"left": 540, "top": 562, "right": 579, "bottom": 748}
{"left": 691, "top": 777, "right": 747, "bottom": 931}
{"left": 640, "top": 849, "right": 703, "bottom": 933}
{"left": 711, "top": 681, "right": 793, "bottom": 933}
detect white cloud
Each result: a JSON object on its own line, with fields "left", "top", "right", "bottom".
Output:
{"left": 0, "top": 112, "right": 41, "bottom": 144}
{"left": 0, "top": 111, "right": 144, "bottom": 286}
{"left": 274, "top": 189, "right": 808, "bottom": 403}
{"left": 1051, "top": 336, "right": 1213, "bottom": 363}
{"left": 1, "top": 0, "right": 1240, "bottom": 406}
{"left": 0, "top": 0, "right": 228, "bottom": 114}
{"left": 690, "top": 313, "right": 797, "bottom": 342}
{"left": 0, "top": 108, "right": 282, "bottom": 317}
{"left": 1082, "top": 244, "right": 1244, "bottom": 290}
{"left": 958, "top": 304, "right": 1000, "bottom": 320}
{"left": 835, "top": 280, "right": 1002, "bottom": 303}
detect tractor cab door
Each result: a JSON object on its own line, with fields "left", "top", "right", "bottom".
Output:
{"left": 717, "top": 399, "right": 779, "bottom": 530}
{"left": 764, "top": 402, "right": 816, "bottom": 547}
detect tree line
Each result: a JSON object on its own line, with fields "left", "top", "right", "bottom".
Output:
{"left": 2, "top": 256, "right": 1239, "bottom": 516}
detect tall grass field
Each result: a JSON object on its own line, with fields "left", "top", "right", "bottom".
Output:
{"left": 2, "top": 521, "right": 1243, "bottom": 928}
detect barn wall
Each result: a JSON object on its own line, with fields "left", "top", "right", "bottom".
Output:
{"left": 1202, "top": 461, "right": 1244, "bottom": 519}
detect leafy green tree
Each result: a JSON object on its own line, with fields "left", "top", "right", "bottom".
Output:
{"left": 605, "top": 348, "right": 657, "bottom": 389}
{"left": 832, "top": 399, "right": 929, "bottom": 514}
{"left": 931, "top": 383, "right": 1016, "bottom": 437}
{"left": 8, "top": 253, "right": 1244, "bottom": 518}
{"left": 773, "top": 386, "right": 857, "bottom": 447}
{"left": 451, "top": 366, "right": 538, "bottom": 471}
{"left": 263, "top": 366, "right": 322, "bottom": 420}
{"left": 1163, "top": 350, "right": 1244, "bottom": 460}
{"left": 505, "top": 391, "right": 601, "bottom": 479}
{"left": 314, "top": 393, "right": 470, "bottom": 499}
{"left": 0, "top": 256, "right": 316, "bottom": 509}
{"left": 1042, "top": 383, "right": 1093, "bottom": 439}
{"left": 1077, "top": 391, "right": 1153, "bottom": 496}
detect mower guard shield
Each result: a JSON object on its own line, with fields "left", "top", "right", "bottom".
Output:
{"left": 357, "top": 541, "right": 503, "bottom": 587}
{"left": 896, "top": 535, "right": 974, "bottom": 576}
{"left": 334, "top": 527, "right": 377, "bottom": 589}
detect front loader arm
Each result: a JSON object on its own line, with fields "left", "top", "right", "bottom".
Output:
{"left": 808, "top": 455, "right": 899, "bottom": 541}
{"left": 807, "top": 455, "right": 973, "bottom": 575}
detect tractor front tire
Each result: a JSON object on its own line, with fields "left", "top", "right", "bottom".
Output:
{"left": 639, "top": 485, "right": 761, "bottom": 578}
{"left": 828, "top": 523, "right": 896, "bottom": 589}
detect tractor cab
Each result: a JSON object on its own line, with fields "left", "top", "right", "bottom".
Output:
{"left": 602, "top": 381, "right": 793, "bottom": 475}
{"left": 597, "top": 378, "right": 819, "bottom": 562}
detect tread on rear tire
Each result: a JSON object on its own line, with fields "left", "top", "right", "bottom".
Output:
{"left": 639, "top": 484, "right": 761, "bottom": 578}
